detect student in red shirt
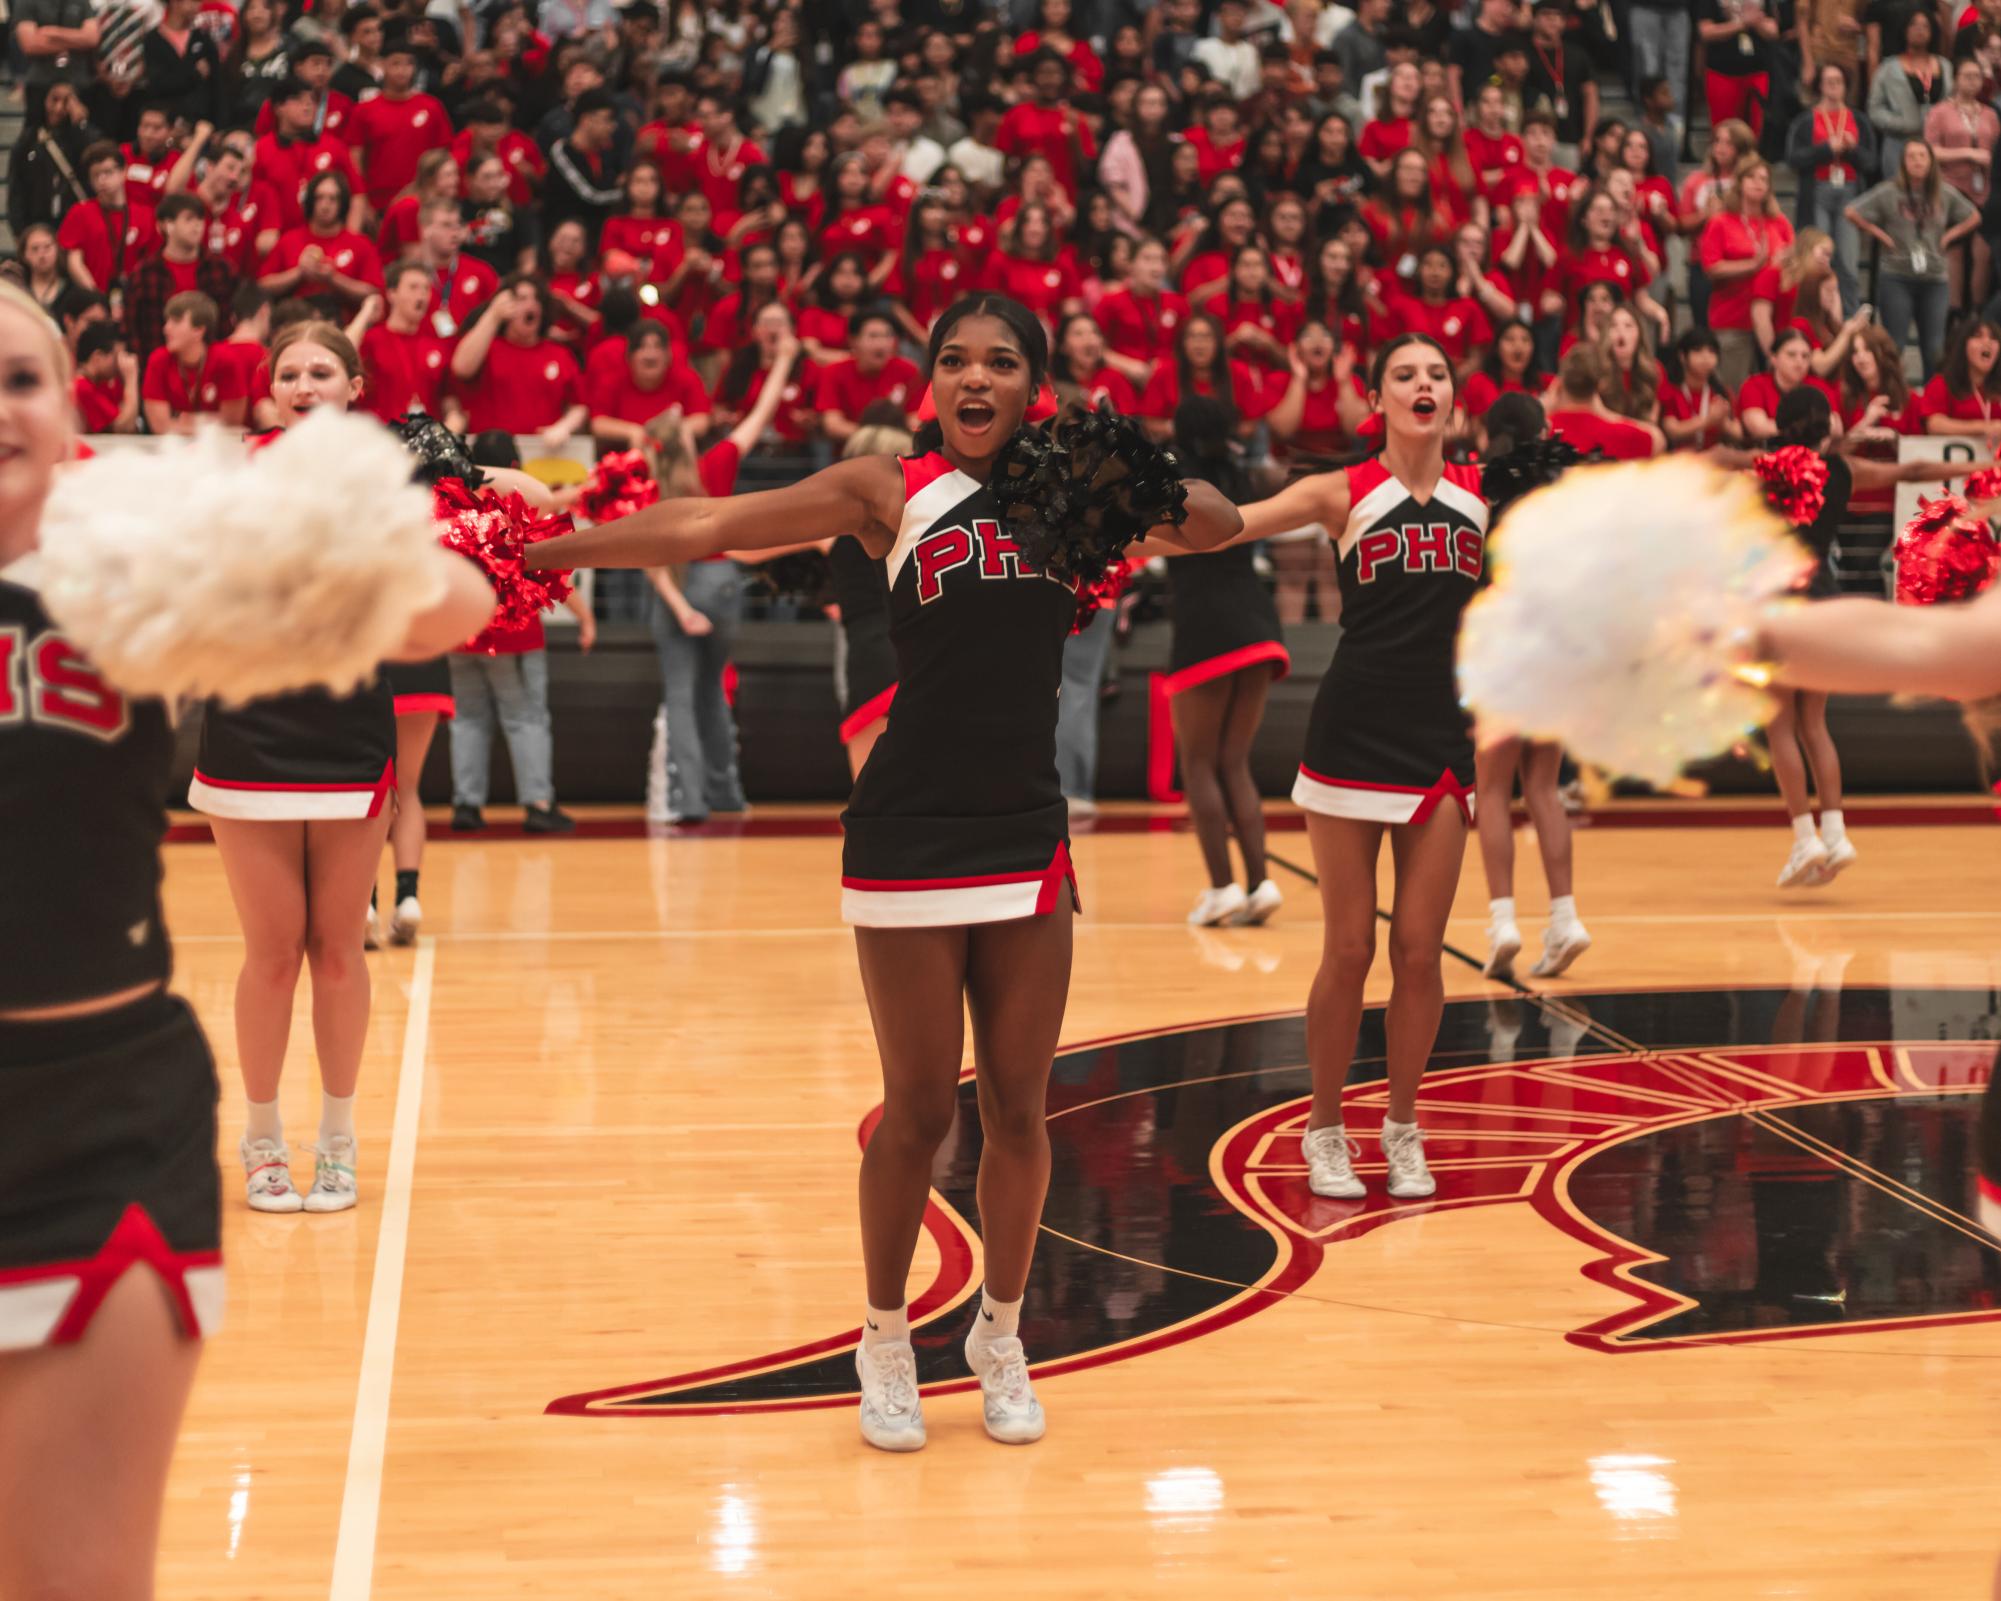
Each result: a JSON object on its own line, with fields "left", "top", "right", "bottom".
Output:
{"left": 711, "top": 300, "right": 819, "bottom": 446}
{"left": 254, "top": 40, "right": 352, "bottom": 142}
{"left": 254, "top": 77, "right": 364, "bottom": 231}
{"left": 1835, "top": 324, "right": 1921, "bottom": 510}
{"left": 123, "top": 104, "right": 177, "bottom": 210}
{"left": 173, "top": 128, "right": 282, "bottom": 277}
{"left": 1094, "top": 236, "right": 1189, "bottom": 388}
{"left": 1698, "top": 155, "right": 1794, "bottom": 390}
{"left": 453, "top": 99, "right": 546, "bottom": 208}
{"left": 1736, "top": 326, "right": 1835, "bottom": 439}
{"left": 1595, "top": 303, "right": 1663, "bottom": 424}
{"left": 1209, "top": 244, "right": 1301, "bottom": 372}
{"left": 1460, "top": 319, "right": 1544, "bottom": 446}
{"left": 700, "top": 241, "right": 786, "bottom": 357}
{"left": 449, "top": 277, "right": 588, "bottom": 442}
{"left": 1548, "top": 186, "right": 1653, "bottom": 327}
{"left": 982, "top": 202, "right": 1084, "bottom": 325}
{"left": 208, "top": 283, "right": 273, "bottom": 409}
{"left": 71, "top": 322, "right": 140, "bottom": 434}
{"left": 1359, "top": 148, "right": 1452, "bottom": 293}
{"left": 814, "top": 310, "right": 921, "bottom": 442}
{"left": 141, "top": 290, "right": 245, "bottom": 433}
{"left": 1359, "top": 60, "right": 1422, "bottom": 179}
{"left": 1659, "top": 326, "right": 1738, "bottom": 450}
{"left": 600, "top": 159, "right": 680, "bottom": 281}
{"left": 1414, "top": 93, "right": 1483, "bottom": 229}
{"left": 57, "top": 143, "right": 160, "bottom": 295}
{"left": 1012, "top": 0, "right": 1104, "bottom": 94}
{"left": 1545, "top": 344, "right": 1661, "bottom": 458}
{"left": 1464, "top": 82, "right": 1525, "bottom": 201}
{"left": 1920, "top": 315, "right": 2001, "bottom": 442}
{"left": 541, "top": 218, "right": 602, "bottom": 343}
{"left": 1183, "top": 93, "right": 1249, "bottom": 190}
{"left": 1263, "top": 192, "right": 1311, "bottom": 299}
{"left": 347, "top": 32, "right": 451, "bottom": 213}
{"left": 588, "top": 322, "right": 714, "bottom": 449}
{"left": 355, "top": 260, "right": 454, "bottom": 421}
{"left": 687, "top": 91, "right": 768, "bottom": 219}
{"left": 1264, "top": 318, "right": 1367, "bottom": 460}
{"left": 797, "top": 250, "right": 873, "bottom": 365}
{"left": 1299, "top": 234, "right": 1378, "bottom": 362}
{"left": 124, "top": 193, "right": 239, "bottom": 364}
{"left": 403, "top": 198, "right": 500, "bottom": 336}
{"left": 260, "top": 170, "right": 383, "bottom": 313}
{"left": 1180, "top": 194, "right": 1259, "bottom": 303}
{"left": 1050, "top": 312, "right": 1139, "bottom": 412}
{"left": 887, "top": 193, "right": 970, "bottom": 343}
{"left": 1138, "top": 311, "right": 1271, "bottom": 438}
{"left": 374, "top": 149, "right": 459, "bottom": 262}
{"left": 1383, "top": 243, "right": 1494, "bottom": 371}
{"left": 995, "top": 50, "right": 1098, "bottom": 200}
{"left": 816, "top": 153, "right": 901, "bottom": 274}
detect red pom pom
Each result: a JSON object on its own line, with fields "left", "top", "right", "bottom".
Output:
{"left": 432, "top": 477, "right": 577, "bottom": 641}
{"left": 577, "top": 449, "right": 661, "bottom": 525}
{"left": 1964, "top": 465, "right": 2001, "bottom": 503}
{"left": 1753, "top": 445, "right": 1828, "bottom": 529}
{"left": 1072, "top": 558, "right": 1131, "bottom": 633}
{"left": 1895, "top": 492, "right": 2001, "bottom": 605}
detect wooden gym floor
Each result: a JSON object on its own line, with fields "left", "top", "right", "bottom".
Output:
{"left": 149, "top": 801, "right": 2001, "bottom": 1600}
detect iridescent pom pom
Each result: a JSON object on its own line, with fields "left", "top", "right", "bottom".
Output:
{"left": 1894, "top": 492, "right": 2001, "bottom": 605}
{"left": 1457, "top": 457, "right": 1812, "bottom": 787}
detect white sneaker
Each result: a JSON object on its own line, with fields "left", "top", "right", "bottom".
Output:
{"left": 1814, "top": 835, "right": 1857, "bottom": 885}
{"left": 1232, "top": 878, "right": 1283, "bottom": 925}
{"left": 964, "top": 1332, "right": 1046, "bottom": 1444}
{"left": 1383, "top": 1124, "right": 1437, "bottom": 1199}
{"left": 855, "top": 1339, "right": 926, "bottom": 1452}
{"left": 242, "top": 1137, "right": 304, "bottom": 1213}
{"left": 389, "top": 895, "right": 421, "bottom": 946}
{"left": 1778, "top": 835, "right": 1831, "bottom": 889}
{"left": 303, "top": 1135, "right": 359, "bottom": 1212}
{"left": 1066, "top": 795, "right": 1100, "bottom": 821}
{"left": 1530, "top": 919, "right": 1593, "bottom": 979}
{"left": 1188, "top": 882, "right": 1248, "bottom": 926}
{"left": 1484, "top": 917, "right": 1522, "bottom": 979}
{"left": 364, "top": 905, "right": 382, "bottom": 951}
{"left": 1302, "top": 1124, "right": 1366, "bottom": 1198}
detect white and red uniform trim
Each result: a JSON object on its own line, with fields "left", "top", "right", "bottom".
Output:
{"left": 1291, "top": 764, "right": 1477, "bottom": 825}
{"left": 187, "top": 758, "right": 396, "bottom": 820}
{"left": 1161, "top": 640, "right": 1292, "bottom": 697}
{"left": 392, "top": 692, "right": 455, "bottom": 719}
{"left": 0, "top": 1203, "right": 223, "bottom": 1350}
{"left": 841, "top": 842, "right": 1079, "bottom": 927}
{"left": 1336, "top": 463, "right": 1488, "bottom": 560}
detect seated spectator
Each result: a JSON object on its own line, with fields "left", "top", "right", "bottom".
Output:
{"left": 600, "top": 159, "right": 679, "bottom": 280}
{"left": 816, "top": 153, "right": 901, "bottom": 273}
{"left": 122, "top": 104, "right": 178, "bottom": 212}
{"left": 1549, "top": 185, "right": 1656, "bottom": 335}
{"left": 376, "top": 149, "right": 461, "bottom": 263}
{"left": 1211, "top": 244, "right": 1303, "bottom": 371}
{"left": 996, "top": 50, "right": 1098, "bottom": 201}
{"left": 355, "top": 261, "right": 455, "bottom": 421}
{"left": 1184, "top": 92, "right": 1251, "bottom": 190}
{"left": 1382, "top": 242, "right": 1490, "bottom": 371}
{"left": 348, "top": 30, "right": 452, "bottom": 214}
{"left": 1139, "top": 311, "right": 1272, "bottom": 439}
{"left": 253, "top": 76, "right": 362, "bottom": 232}
{"left": 208, "top": 283, "right": 272, "bottom": 406}
{"left": 1546, "top": 345, "right": 1660, "bottom": 458}
{"left": 1736, "top": 327, "right": 1837, "bottom": 440}
{"left": 541, "top": 217, "right": 602, "bottom": 340}
{"left": 1096, "top": 236, "right": 1190, "bottom": 389}
{"left": 1265, "top": 318, "right": 1367, "bottom": 458}
{"left": 17, "top": 223, "right": 70, "bottom": 317}
{"left": 253, "top": 42, "right": 352, "bottom": 144}
{"left": 142, "top": 291, "right": 245, "bottom": 433}
{"left": 1594, "top": 304, "right": 1662, "bottom": 424}
{"left": 1460, "top": 318, "right": 1544, "bottom": 436}
{"left": 1659, "top": 327, "right": 1739, "bottom": 451}
{"left": 1015, "top": 0, "right": 1105, "bottom": 96}
{"left": 1359, "top": 59, "right": 1420, "bottom": 179}
{"left": 888, "top": 194, "right": 969, "bottom": 343}
{"left": 797, "top": 251, "right": 874, "bottom": 366}
{"left": 1359, "top": 147, "right": 1451, "bottom": 292}
{"left": 1920, "top": 316, "right": 2001, "bottom": 444}
{"left": 1050, "top": 312, "right": 1140, "bottom": 412}
{"left": 700, "top": 241, "right": 785, "bottom": 360}
{"left": 1464, "top": 81, "right": 1524, "bottom": 201}
{"left": 127, "top": 193, "right": 238, "bottom": 364}
{"left": 408, "top": 198, "right": 501, "bottom": 336}
{"left": 1414, "top": 94, "right": 1483, "bottom": 228}
{"left": 814, "top": 309, "right": 921, "bottom": 442}
{"left": 454, "top": 98, "right": 547, "bottom": 211}
{"left": 711, "top": 301, "right": 819, "bottom": 451}
{"left": 72, "top": 322, "right": 140, "bottom": 434}
{"left": 982, "top": 201, "right": 1084, "bottom": 325}
{"left": 260, "top": 171, "right": 384, "bottom": 313}
{"left": 588, "top": 321, "right": 712, "bottom": 449}
{"left": 1181, "top": 194, "right": 1259, "bottom": 302}
{"left": 659, "top": 190, "right": 728, "bottom": 329}
{"left": 1838, "top": 324, "right": 1923, "bottom": 512}
{"left": 450, "top": 277, "right": 588, "bottom": 446}
{"left": 57, "top": 143, "right": 160, "bottom": 296}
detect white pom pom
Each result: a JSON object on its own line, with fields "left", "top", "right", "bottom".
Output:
{"left": 1457, "top": 456, "right": 1809, "bottom": 787}
{"left": 37, "top": 411, "right": 444, "bottom": 705}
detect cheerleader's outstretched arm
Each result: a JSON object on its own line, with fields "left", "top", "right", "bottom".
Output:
{"left": 525, "top": 455, "right": 905, "bottom": 570}
{"left": 1143, "top": 479, "right": 1242, "bottom": 551}
{"left": 1190, "top": 470, "right": 1349, "bottom": 552}
{"left": 1762, "top": 588, "right": 2001, "bottom": 700}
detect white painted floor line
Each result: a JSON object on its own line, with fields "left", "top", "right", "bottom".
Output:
{"left": 328, "top": 936, "right": 435, "bottom": 1601}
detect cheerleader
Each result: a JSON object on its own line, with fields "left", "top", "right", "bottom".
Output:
{"left": 831, "top": 423, "right": 909, "bottom": 775}
{"left": 370, "top": 649, "right": 452, "bottom": 948}
{"left": 522, "top": 294, "right": 1241, "bottom": 1451}
{"left": 0, "top": 285, "right": 492, "bottom": 1598}
{"left": 1159, "top": 397, "right": 1290, "bottom": 926}
{"left": 1229, "top": 332, "right": 1485, "bottom": 1202}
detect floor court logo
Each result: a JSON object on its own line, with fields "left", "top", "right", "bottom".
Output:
{"left": 548, "top": 985, "right": 2001, "bottom": 1417}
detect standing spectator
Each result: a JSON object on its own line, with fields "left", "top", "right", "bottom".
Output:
{"left": 450, "top": 277, "right": 588, "bottom": 444}
{"left": 126, "top": 193, "right": 237, "bottom": 364}
{"left": 1678, "top": 115, "right": 1750, "bottom": 327}
{"left": 254, "top": 77, "right": 364, "bottom": 230}
{"left": 348, "top": 32, "right": 453, "bottom": 215}
{"left": 1849, "top": 139, "right": 1979, "bottom": 378}
{"left": 1525, "top": 0, "right": 1600, "bottom": 158}
{"left": 8, "top": 84, "right": 98, "bottom": 238}
{"left": 121, "top": 105, "right": 177, "bottom": 212}
{"left": 544, "top": 89, "right": 628, "bottom": 243}
{"left": 587, "top": 322, "right": 711, "bottom": 447}
{"left": 226, "top": 0, "right": 291, "bottom": 121}
{"left": 1096, "top": 235, "right": 1190, "bottom": 387}
{"left": 1797, "top": 0, "right": 1867, "bottom": 93}
{"left": 1922, "top": 55, "right": 1998, "bottom": 311}
{"left": 57, "top": 143, "right": 159, "bottom": 295}
{"left": 71, "top": 321, "right": 141, "bottom": 433}
{"left": 1867, "top": 10, "right": 1949, "bottom": 180}
{"left": 1357, "top": 60, "right": 1420, "bottom": 179}
{"left": 1333, "top": 0, "right": 1391, "bottom": 91}
{"left": 167, "top": 126, "right": 280, "bottom": 278}
{"left": 1449, "top": 0, "right": 1526, "bottom": 106}
{"left": 331, "top": 6, "right": 385, "bottom": 101}
{"left": 260, "top": 171, "right": 383, "bottom": 312}
{"left": 815, "top": 310, "right": 922, "bottom": 442}
{"left": 1786, "top": 63, "right": 1874, "bottom": 314}
{"left": 139, "top": 0, "right": 226, "bottom": 127}
{"left": 1696, "top": 0, "right": 1781, "bottom": 140}
{"left": 1700, "top": 155, "right": 1793, "bottom": 388}
{"left": 354, "top": 261, "right": 455, "bottom": 421}
{"left": 141, "top": 291, "right": 244, "bottom": 432}
{"left": 1464, "top": 82, "right": 1526, "bottom": 202}
{"left": 1630, "top": 0, "right": 1695, "bottom": 143}
{"left": 688, "top": 92, "right": 768, "bottom": 219}
{"left": 461, "top": 154, "right": 541, "bottom": 276}
{"left": 1194, "top": 0, "right": 1264, "bottom": 100}
{"left": 13, "top": 0, "right": 99, "bottom": 133}
{"left": 996, "top": 51, "right": 1099, "bottom": 201}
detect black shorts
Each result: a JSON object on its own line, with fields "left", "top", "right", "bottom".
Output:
{"left": 385, "top": 656, "right": 456, "bottom": 720}
{"left": 0, "top": 992, "right": 222, "bottom": 1349}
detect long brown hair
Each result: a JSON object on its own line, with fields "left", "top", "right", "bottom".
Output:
{"left": 1414, "top": 94, "right": 1477, "bottom": 205}
{"left": 1593, "top": 305, "right": 1660, "bottom": 421}
{"left": 1841, "top": 323, "right": 1914, "bottom": 415}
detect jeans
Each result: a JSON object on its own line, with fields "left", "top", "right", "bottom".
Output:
{"left": 1628, "top": 5, "right": 1692, "bottom": 126}
{"left": 448, "top": 651, "right": 554, "bottom": 808}
{"left": 1876, "top": 272, "right": 1952, "bottom": 380}
{"left": 1805, "top": 184, "right": 1862, "bottom": 314}
{"left": 647, "top": 562, "right": 746, "bottom": 822}
{"left": 1055, "top": 603, "right": 1116, "bottom": 801}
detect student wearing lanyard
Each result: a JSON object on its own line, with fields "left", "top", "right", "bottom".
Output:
{"left": 1846, "top": 140, "right": 1980, "bottom": 379}
{"left": 1922, "top": 56, "right": 2000, "bottom": 310}
{"left": 1919, "top": 316, "right": 2001, "bottom": 445}
{"left": 1784, "top": 64, "right": 1876, "bottom": 314}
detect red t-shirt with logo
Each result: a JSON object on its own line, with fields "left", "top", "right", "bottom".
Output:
{"left": 1548, "top": 406, "right": 1656, "bottom": 460}
{"left": 203, "top": 183, "right": 283, "bottom": 276}
{"left": 981, "top": 251, "right": 1081, "bottom": 321}
{"left": 348, "top": 91, "right": 451, "bottom": 210}
{"left": 1138, "top": 358, "right": 1272, "bottom": 421}
{"left": 207, "top": 339, "right": 264, "bottom": 410}
{"left": 585, "top": 341, "right": 712, "bottom": 425}
{"left": 264, "top": 225, "right": 384, "bottom": 306}
{"left": 451, "top": 128, "right": 545, "bottom": 206}
{"left": 1382, "top": 289, "right": 1494, "bottom": 367}
{"left": 122, "top": 143, "right": 173, "bottom": 209}
{"left": 994, "top": 102, "right": 1098, "bottom": 197}
{"left": 57, "top": 202, "right": 159, "bottom": 290}
{"left": 459, "top": 337, "right": 583, "bottom": 433}
{"left": 360, "top": 323, "right": 451, "bottom": 421}
{"left": 722, "top": 359, "right": 819, "bottom": 443}
{"left": 813, "top": 354, "right": 921, "bottom": 421}
{"left": 1550, "top": 243, "right": 1644, "bottom": 321}
{"left": 253, "top": 133, "right": 363, "bottom": 229}
{"left": 1096, "top": 285, "right": 1190, "bottom": 366}
{"left": 73, "top": 371, "right": 125, "bottom": 431}
{"left": 142, "top": 345, "right": 241, "bottom": 416}
{"left": 1276, "top": 370, "right": 1367, "bottom": 457}
{"left": 1460, "top": 369, "right": 1536, "bottom": 420}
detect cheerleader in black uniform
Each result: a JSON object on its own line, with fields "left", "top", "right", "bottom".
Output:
{"left": 524, "top": 295, "right": 1241, "bottom": 1451}
{"left": 831, "top": 423, "right": 908, "bottom": 776}
{"left": 1161, "top": 396, "right": 1290, "bottom": 927}
{"left": 374, "top": 654, "right": 452, "bottom": 946}
{"left": 1230, "top": 333, "right": 1484, "bottom": 1203}
{"left": 189, "top": 323, "right": 404, "bottom": 1216}
{"left": 0, "top": 287, "right": 493, "bottom": 1598}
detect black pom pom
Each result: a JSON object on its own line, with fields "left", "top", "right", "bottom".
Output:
{"left": 387, "top": 412, "right": 488, "bottom": 490}
{"left": 756, "top": 549, "right": 831, "bottom": 605}
{"left": 1480, "top": 433, "right": 1589, "bottom": 520}
{"left": 989, "top": 401, "right": 1192, "bottom": 589}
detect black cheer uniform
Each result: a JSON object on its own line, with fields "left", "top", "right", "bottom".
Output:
{"left": 1797, "top": 452, "right": 1850, "bottom": 601}
{"left": 1292, "top": 458, "right": 1488, "bottom": 824}
{"left": 1162, "top": 543, "right": 1289, "bottom": 695}
{"left": 828, "top": 532, "right": 897, "bottom": 742}
{"left": 840, "top": 452, "right": 1082, "bottom": 926}
{"left": 385, "top": 655, "right": 455, "bottom": 719}
{"left": 0, "top": 556, "right": 222, "bottom": 1350}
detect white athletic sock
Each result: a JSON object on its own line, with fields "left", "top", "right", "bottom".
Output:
{"left": 245, "top": 1098, "right": 282, "bottom": 1146}
{"left": 1488, "top": 896, "right": 1516, "bottom": 926}
{"left": 971, "top": 1290, "right": 1022, "bottom": 1345}
{"left": 1791, "top": 814, "right": 1818, "bottom": 845}
{"left": 1549, "top": 894, "right": 1578, "bottom": 927}
{"left": 1820, "top": 809, "right": 1846, "bottom": 844}
{"left": 319, "top": 1091, "right": 356, "bottom": 1145}
{"left": 863, "top": 1302, "right": 909, "bottom": 1347}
